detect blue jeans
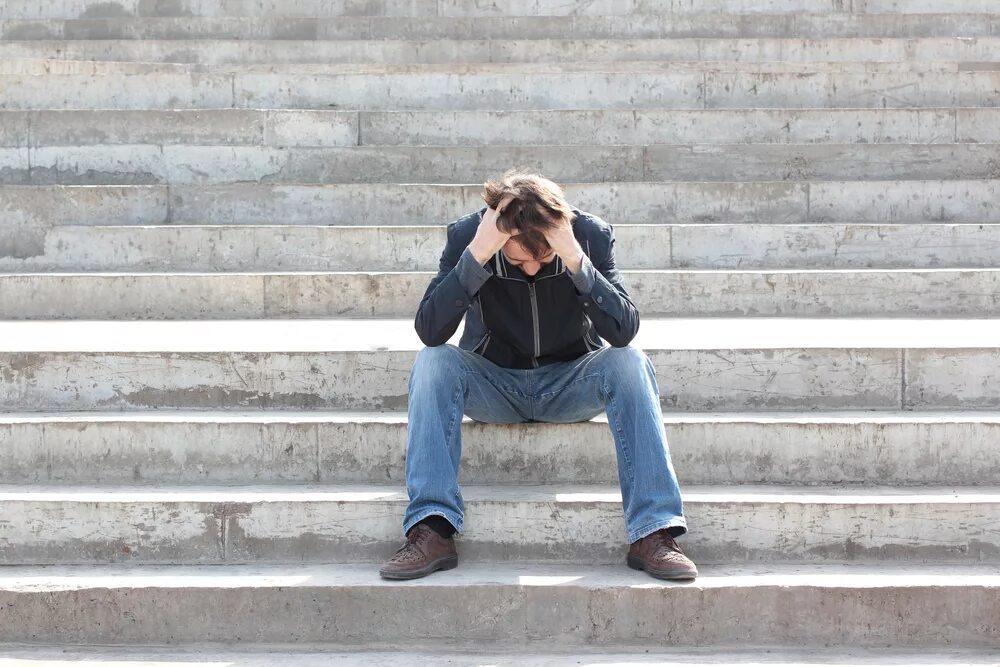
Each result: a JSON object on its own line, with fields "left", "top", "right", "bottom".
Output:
{"left": 402, "top": 343, "right": 688, "bottom": 544}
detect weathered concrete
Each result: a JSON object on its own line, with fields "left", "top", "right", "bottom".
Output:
{"left": 1, "top": 0, "right": 994, "bottom": 20}
{"left": 0, "top": 346, "right": 905, "bottom": 411}
{"left": 4, "top": 268, "right": 1000, "bottom": 318}
{"left": 7, "top": 222, "right": 1000, "bottom": 272}
{"left": 3, "top": 14, "right": 997, "bottom": 41}
{"left": 5, "top": 410, "right": 1000, "bottom": 486}
{"left": 3, "top": 37, "right": 1000, "bottom": 65}
{"left": 0, "top": 108, "right": 978, "bottom": 147}
{"left": 5, "top": 181, "right": 998, "bottom": 229}
{"left": 15, "top": 144, "right": 651, "bottom": 185}
{"left": 2, "top": 61, "right": 999, "bottom": 110}
{"left": 905, "top": 349, "right": 1000, "bottom": 409}
{"left": 0, "top": 562, "right": 998, "bottom": 645}
{"left": 0, "top": 483, "right": 997, "bottom": 564}
{"left": 6, "top": 143, "right": 1000, "bottom": 186}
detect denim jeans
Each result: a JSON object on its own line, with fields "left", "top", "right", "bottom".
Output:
{"left": 402, "top": 343, "right": 688, "bottom": 544}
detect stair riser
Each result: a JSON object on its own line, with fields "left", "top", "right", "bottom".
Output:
{"left": 10, "top": 223, "right": 1000, "bottom": 272}
{"left": 4, "top": 144, "right": 1000, "bottom": 185}
{"left": 6, "top": 181, "right": 997, "bottom": 230}
{"left": 3, "top": 495, "right": 996, "bottom": 564}
{"left": 2, "top": 70, "right": 999, "bottom": 110}
{"left": 6, "top": 418, "right": 1000, "bottom": 485}
{"left": 1, "top": 348, "right": 993, "bottom": 411}
{"left": 6, "top": 109, "right": 995, "bottom": 147}
{"left": 0, "top": 0, "right": 994, "bottom": 20}
{"left": 4, "top": 38, "right": 1000, "bottom": 64}
{"left": 4, "top": 270, "right": 1000, "bottom": 318}
{"left": 4, "top": 14, "right": 997, "bottom": 40}
{"left": 0, "top": 583, "right": 996, "bottom": 646}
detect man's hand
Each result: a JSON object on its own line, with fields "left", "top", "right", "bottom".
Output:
{"left": 542, "top": 216, "right": 585, "bottom": 274}
{"left": 469, "top": 194, "right": 518, "bottom": 265}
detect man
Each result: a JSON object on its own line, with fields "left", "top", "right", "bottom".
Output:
{"left": 379, "top": 168, "right": 696, "bottom": 581}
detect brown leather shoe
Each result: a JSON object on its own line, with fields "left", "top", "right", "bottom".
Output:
{"left": 379, "top": 523, "right": 458, "bottom": 580}
{"left": 627, "top": 528, "right": 698, "bottom": 581}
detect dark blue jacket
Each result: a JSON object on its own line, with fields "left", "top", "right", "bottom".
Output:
{"left": 414, "top": 205, "right": 640, "bottom": 369}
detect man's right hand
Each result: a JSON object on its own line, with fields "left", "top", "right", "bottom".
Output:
{"left": 469, "top": 194, "right": 518, "bottom": 265}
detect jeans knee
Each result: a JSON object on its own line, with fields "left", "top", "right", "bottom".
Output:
{"left": 603, "top": 345, "right": 651, "bottom": 375}
{"left": 410, "top": 345, "right": 464, "bottom": 391}
{"left": 600, "top": 345, "right": 657, "bottom": 391}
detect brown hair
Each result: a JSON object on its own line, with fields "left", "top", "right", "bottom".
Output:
{"left": 481, "top": 166, "right": 574, "bottom": 259}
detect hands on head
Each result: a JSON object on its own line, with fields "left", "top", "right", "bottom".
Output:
{"left": 470, "top": 194, "right": 583, "bottom": 273}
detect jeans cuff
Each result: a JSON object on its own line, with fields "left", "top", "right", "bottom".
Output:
{"left": 628, "top": 517, "right": 688, "bottom": 544}
{"left": 403, "top": 510, "right": 464, "bottom": 537}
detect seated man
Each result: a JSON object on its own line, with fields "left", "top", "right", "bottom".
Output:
{"left": 379, "top": 167, "right": 696, "bottom": 581}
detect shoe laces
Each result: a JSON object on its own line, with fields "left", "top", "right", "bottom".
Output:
{"left": 389, "top": 525, "right": 434, "bottom": 564}
{"left": 646, "top": 529, "right": 686, "bottom": 559}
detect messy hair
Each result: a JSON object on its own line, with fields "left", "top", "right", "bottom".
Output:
{"left": 481, "top": 166, "right": 574, "bottom": 259}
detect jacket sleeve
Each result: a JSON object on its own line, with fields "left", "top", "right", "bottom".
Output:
{"left": 565, "top": 223, "right": 640, "bottom": 347}
{"left": 414, "top": 221, "right": 492, "bottom": 346}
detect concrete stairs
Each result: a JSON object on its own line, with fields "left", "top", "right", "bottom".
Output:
{"left": 1, "top": 0, "right": 1000, "bottom": 663}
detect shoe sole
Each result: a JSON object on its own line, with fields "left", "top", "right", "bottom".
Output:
{"left": 627, "top": 554, "right": 698, "bottom": 581}
{"left": 379, "top": 555, "right": 459, "bottom": 580}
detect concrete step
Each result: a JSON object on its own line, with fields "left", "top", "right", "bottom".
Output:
{"left": 6, "top": 267, "right": 1000, "bottom": 319}
{"left": 6, "top": 108, "right": 995, "bottom": 147}
{"left": 0, "top": 646, "right": 997, "bottom": 667}
{"left": 1, "top": 0, "right": 995, "bottom": 20}
{"left": 4, "top": 13, "right": 998, "bottom": 41}
{"left": 12, "top": 56, "right": 990, "bottom": 75}
{"left": 4, "top": 181, "right": 998, "bottom": 231}
{"left": 2, "top": 318, "right": 1000, "bottom": 412}
{"left": 2, "top": 60, "right": 999, "bottom": 110}
{"left": 0, "top": 562, "right": 997, "bottom": 645}
{"left": 1, "top": 483, "right": 997, "bottom": 565}
{"left": 7, "top": 223, "right": 1000, "bottom": 272}
{"left": 6, "top": 143, "right": 1000, "bottom": 186}
{"left": 10, "top": 222, "right": 1000, "bottom": 272}
{"left": 6, "top": 409, "right": 1000, "bottom": 486}
{"left": 5, "top": 37, "right": 1000, "bottom": 64}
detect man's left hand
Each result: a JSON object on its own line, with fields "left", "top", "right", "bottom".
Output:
{"left": 543, "top": 217, "right": 585, "bottom": 274}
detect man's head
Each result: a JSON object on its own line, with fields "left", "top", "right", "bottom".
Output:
{"left": 481, "top": 167, "right": 574, "bottom": 275}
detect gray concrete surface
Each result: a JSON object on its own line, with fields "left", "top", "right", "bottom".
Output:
{"left": 0, "top": 0, "right": 995, "bottom": 20}
{"left": 6, "top": 143, "right": 1000, "bottom": 185}
{"left": 4, "top": 410, "right": 1000, "bottom": 486}
{"left": 2, "top": 61, "right": 999, "bottom": 110}
{"left": 9, "top": 222, "right": 1000, "bottom": 272}
{"left": 4, "top": 108, "right": 993, "bottom": 147}
{"left": 0, "top": 562, "right": 998, "bottom": 645}
{"left": 4, "top": 181, "right": 998, "bottom": 232}
{"left": 3, "top": 14, "right": 997, "bottom": 41}
{"left": 4, "top": 316, "right": 1000, "bottom": 411}
{"left": 1, "top": 483, "right": 998, "bottom": 564}
{"left": 4, "top": 268, "right": 1000, "bottom": 318}
{"left": 3, "top": 37, "right": 1000, "bottom": 64}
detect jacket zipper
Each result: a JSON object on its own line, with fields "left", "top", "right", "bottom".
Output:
{"left": 528, "top": 283, "right": 541, "bottom": 368}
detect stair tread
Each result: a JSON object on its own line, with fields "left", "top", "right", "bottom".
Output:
{"left": 2, "top": 483, "right": 998, "bottom": 502}
{"left": 3, "top": 561, "right": 999, "bottom": 591}
{"left": 2, "top": 318, "right": 1000, "bottom": 351}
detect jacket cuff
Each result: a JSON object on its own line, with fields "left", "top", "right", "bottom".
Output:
{"left": 567, "top": 253, "right": 597, "bottom": 295}
{"left": 456, "top": 246, "right": 492, "bottom": 296}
